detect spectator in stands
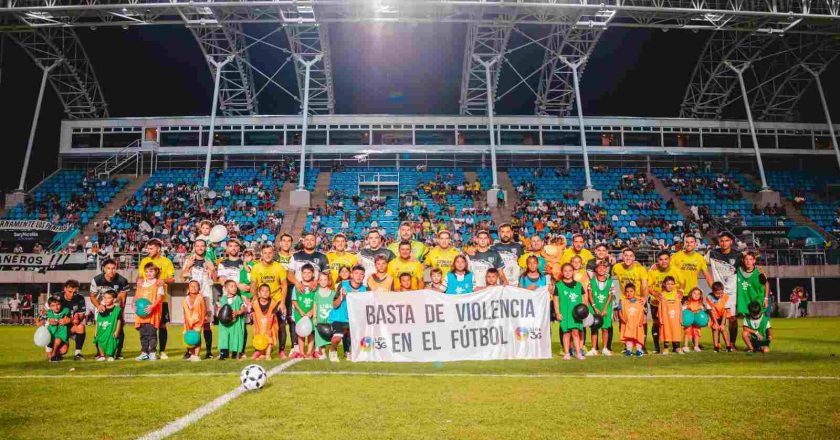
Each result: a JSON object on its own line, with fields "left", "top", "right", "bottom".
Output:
{"left": 796, "top": 287, "right": 809, "bottom": 317}
{"left": 788, "top": 287, "right": 802, "bottom": 318}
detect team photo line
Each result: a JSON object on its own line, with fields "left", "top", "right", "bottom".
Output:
{"left": 35, "top": 219, "right": 774, "bottom": 363}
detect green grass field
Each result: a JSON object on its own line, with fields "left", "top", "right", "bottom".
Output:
{"left": 1, "top": 318, "right": 839, "bottom": 440}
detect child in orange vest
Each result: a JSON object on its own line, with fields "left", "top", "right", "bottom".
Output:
{"left": 135, "top": 262, "right": 164, "bottom": 361}
{"left": 182, "top": 280, "right": 206, "bottom": 361}
{"left": 619, "top": 283, "right": 646, "bottom": 357}
{"left": 657, "top": 276, "right": 683, "bottom": 355}
{"left": 252, "top": 284, "right": 279, "bottom": 360}
{"left": 705, "top": 282, "right": 732, "bottom": 352}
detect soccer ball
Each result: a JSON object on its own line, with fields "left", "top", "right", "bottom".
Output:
{"left": 240, "top": 364, "right": 267, "bottom": 391}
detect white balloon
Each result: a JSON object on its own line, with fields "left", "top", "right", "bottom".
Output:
{"left": 582, "top": 314, "right": 595, "bottom": 328}
{"left": 207, "top": 190, "right": 217, "bottom": 199}
{"left": 34, "top": 326, "right": 51, "bottom": 347}
{"left": 295, "top": 317, "right": 313, "bottom": 337}
{"left": 208, "top": 225, "right": 228, "bottom": 243}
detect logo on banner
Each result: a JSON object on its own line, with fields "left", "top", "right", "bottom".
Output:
{"left": 360, "top": 336, "right": 373, "bottom": 352}
{"left": 515, "top": 326, "right": 543, "bottom": 341}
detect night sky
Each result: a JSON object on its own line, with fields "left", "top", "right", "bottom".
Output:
{"left": 0, "top": 23, "right": 837, "bottom": 191}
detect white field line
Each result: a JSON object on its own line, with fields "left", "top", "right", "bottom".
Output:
{"left": 134, "top": 358, "right": 301, "bottom": 440}
{"left": 1, "top": 370, "right": 838, "bottom": 381}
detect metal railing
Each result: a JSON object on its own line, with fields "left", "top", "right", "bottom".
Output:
{"left": 93, "top": 140, "right": 142, "bottom": 179}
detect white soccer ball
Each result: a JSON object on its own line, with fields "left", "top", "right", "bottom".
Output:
{"left": 240, "top": 364, "right": 267, "bottom": 391}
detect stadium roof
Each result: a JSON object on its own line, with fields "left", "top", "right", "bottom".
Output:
{"left": 1, "top": 0, "right": 840, "bottom": 124}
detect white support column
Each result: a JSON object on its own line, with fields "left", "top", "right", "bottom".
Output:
{"left": 801, "top": 64, "right": 840, "bottom": 171}
{"left": 475, "top": 55, "right": 502, "bottom": 208}
{"left": 559, "top": 56, "right": 600, "bottom": 204}
{"left": 291, "top": 55, "right": 322, "bottom": 208}
{"left": 15, "top": 58, "right": 62, "bottom": 194}
{"left": 724, "top": 61, "right": 779, "bottom": 206}
{"left": 203, "top": 55, "right": 234, "bottom": 188}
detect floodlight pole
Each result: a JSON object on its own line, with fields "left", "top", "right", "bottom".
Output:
{"left": 17, "top": 59, "right": 62, "bottom": 192}
{"left": 801, "top": 63, "right": 840, "bottom": 171}
{"left": 724, "top": 61, "right": 769, "bottom": 191}
{"left": 296, "top": 55, "right": 322, "bottom": 191}
{"left": 475, "top": 55, "right": 500, "bottom": 190}
{"left": 559, "top": 56, "right": 593, "bottom": 190}
{"left": 203, "top": 55, "right": 234, "bottom": 188}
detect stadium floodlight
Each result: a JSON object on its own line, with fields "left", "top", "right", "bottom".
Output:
{"left": 800, "top": 63, "right": 840, "bottom": 171}
{"left": 472, "top": 55, "right": 500, "bottom": 192}
{"left": 203, "top": 55, "right": 235, "bottom": 188}
{"left": 18, "top": 58, "right": 62, "bottom": 192}
{"left": 558, "top": 56, "right": 595, "bottom": 196}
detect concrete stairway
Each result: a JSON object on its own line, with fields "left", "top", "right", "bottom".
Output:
{"left": 275, "top": 172, "right": 331, "bottom": 241}
{"left": 490, "top": 171, "right": 516, "bottom": 226}
{"left": 648, "top": 173, "right": 718, "bottom": 243}
{"left": 81, "top": 174, "right": 149, "bottom": 241}
{"left": 738, "top": 173, "right": 831, "bottom": 238}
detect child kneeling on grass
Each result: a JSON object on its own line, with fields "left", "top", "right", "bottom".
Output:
{"left": 135, "top": 263, "right": 164, "bottom": 361}
{"left": 182, "top": 280, "right": 206, "bottom": 362}
{"left": 95, "top": 290, "right": 122, "bottom": 362}
{"left": 218, "top": 279, "right": 246, "bottom": 360}
{"left": 313, "top": 272, "right": 335, "bottom": 360}
{"left": 252, "top": 284, "right": 278, "bottom": 360}
{"left": 619, "top": 283, "right": 645, "bottom": 357}
{"left": 41, "top": 297, "right": 71, "bottom": 362}
{"left": 742, "top": 301, "right": 772, "bottom": 353}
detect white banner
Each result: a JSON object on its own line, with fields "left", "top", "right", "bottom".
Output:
{"left": 0, "top": 253, "right": 87, "bottom": 269}
{"left": 347, "top": 286, "right": 551, "bottom": 363}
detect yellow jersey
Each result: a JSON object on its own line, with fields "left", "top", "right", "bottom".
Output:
{"left": 612, "top": 262, "right": 649, "bottom": 295}
{"left": 647, "top": 265, "right": 685, "bottom": 304}
{"left": 387, "top": 258, "right": 425, "bottom": 290}
{"left": 670, "top": 250, "right": 708, "bottom": 295}
{"left": 560, "top": 248, "right": 594, "bottom": 267}
{"left": 138, "top": 255, "right": 176, "bottom": 302}
{"left": 326, "top": 251, "right": 359, "bottom": 284}
{"left": 423, "top": 247, "right": 461, "bottom": 275}
{"left": 250, "top": 261, "right": 287, "bottom": 303}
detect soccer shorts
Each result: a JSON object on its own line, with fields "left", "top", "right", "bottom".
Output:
{"left": 330, "top": 321, "right": 349, "bottom": 338}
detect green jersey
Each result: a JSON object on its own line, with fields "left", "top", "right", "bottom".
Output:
{"left": 95, "top": 305, "right": 122, "bottom": 357}
{"left": 736, "top": 268, "right": 764, "bottom": 315}
{"left": 47, "top": 308, "right": 70, "bottom": 342}
{"left": 556, "top": 280, "right": 584, "bottom": 332}
{"left": 218, "top": 295, "right": 245, "bottom": 352}
{"left": 293, "top": 285, "right": 316, "bottom": 321}
{"left": 313, "top": 287, "right": 335, "bottom": 348}
{"left": 589, "top": 278, "right": 614, "bottom": 328}
{"left": 239, "top": 267, "right": 252, "bottom": 299}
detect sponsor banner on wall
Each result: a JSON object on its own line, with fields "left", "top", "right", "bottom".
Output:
{"left": 0, "top": 253, "right": 88, "bottom": 270}
{"left": 0, "top": 220, "right": 72, "bottom": 252}
{"left": 347, "top": 287, "right": 551, "bottom": 363}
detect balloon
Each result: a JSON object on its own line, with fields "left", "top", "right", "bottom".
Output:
{"left": 582, "top": 314, "right": 595, "bottom": 328}
{"left": 316, "top": 323, "right": 333, "bottom": 340}
{"left": 573, "top": 303, "right": 589, "bottom": 322}
{"left": 209, "top": 225, "right": 228, "bottom": 243}
{"left": 693, "top": 310, "right": 710, "bottom": 327}
{"left": 590, "top": 314, "right": 604, "bottom": 331}
{"left": 253, "top": 334, "right": 269, "bottom": 351}
{"left": 184, "top": 330, "right": 201, "bottom": 347}
{"left": 207, "top": 190, "right": 217, "bottom": 199}
{"left": 134, "top": 298, "right": 151, "bottom": 318}
{"left": 682, "top": 309, "right": 695, "bottom": 327}
{"left": 34, "top": 326, "right": 51, "bottom": 347}
{"left": 218, "top": 304, "right": 234, "bottom": 325}
{"left": 295, "top": 317, "right": 313, "bottom": 337}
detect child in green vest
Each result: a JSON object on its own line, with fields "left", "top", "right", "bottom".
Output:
{"left": 742, "top": 301, "right": 772, "bottom": 353}
{"left": 217, "top": 280, "right": 246, "bottom": 360}
{"left": 94, "top": 290, "right": 122, "bottom": 361}
{"left": 554, "top": 263, "right": 586, "bottom": 361}
{"left": 587, "top": 259, "right": 615, "bottom": 356}
{"left": 313, "top": 272, "right": 336, "bottom": 359}
{"left": 41, "top": 297, "right": 71, "bottom": 362}
{"left": 292, "top": 264, "right": 318, "bottom": 359}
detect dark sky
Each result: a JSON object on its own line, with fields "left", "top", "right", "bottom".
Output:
{"left": 0, "top": 24, "right": 837, "bottom": 191}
